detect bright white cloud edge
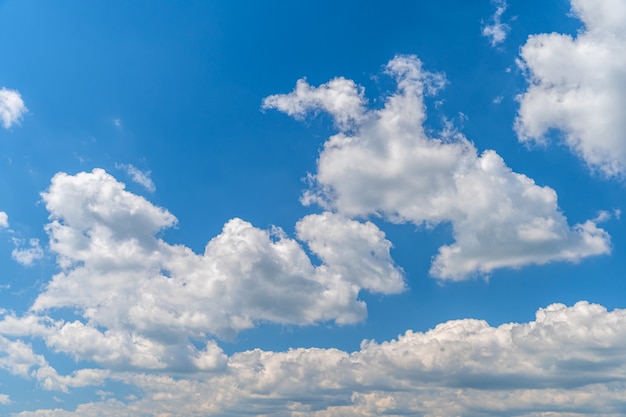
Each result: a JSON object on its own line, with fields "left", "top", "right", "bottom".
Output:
{"left": 6, "top": 301, "right": 626, "bottom": 416}
{"left": 516, "top": 0, "right": 626, "bottom": 177}
{"left": 263, "top": 54, "right": 610, "bottom": 281}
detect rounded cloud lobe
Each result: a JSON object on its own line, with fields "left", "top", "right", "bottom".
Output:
{"left": 264, "top": 54, "right": 610, "bottom": 280}
{"left": 516, "top": 0, "right": 626, "bottom": 176}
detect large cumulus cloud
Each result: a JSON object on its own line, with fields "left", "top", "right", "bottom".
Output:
{"left": 264, "top": 55, "right": 610, "bottom": 280}
{"left": 8, "top": 168, "right": 403, "bottom": 371}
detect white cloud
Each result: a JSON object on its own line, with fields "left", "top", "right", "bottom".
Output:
{"left": 482, "top": 0, "right": 510, "bottom": 46}
{"left": 0, "top": 394, "right": 9, "bottom": 405}
{"left": 15, "top": 302, "right": 626, "bottom": 416}
{"left": 0, "top": 87, "right": 27, "bottom": 129}
{"left": 11, "top": 238, "right": 44, "bottom": 267}
{"left": 516, "top": 0, "right": 626, "bottom": 177}
{"left": 20, "top": 169, "right": 403, "bottom": 369}
{"left": 0, "top": 212, "right": 8, "bottom": 228}
{"left": 263, "top": 77, "right": 367, "bottom": 130}
{"left": 115, "top": 163, "right": 156, "bottom": 192}
{"left": 264, "top": 55, "right": 610, "bottom": 280}
{"left": 0, "top": 333, "right": 106, "bottom": 393}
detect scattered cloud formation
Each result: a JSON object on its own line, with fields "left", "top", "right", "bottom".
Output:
{"left": 10, "top": 302, "right": 626, "bottom": 416}
{"left": 482, "top": 0, "right": 510, "bottom": 46}
{"left": 264, "top": 55, "right": 610, "bottom": 280}
{"left": 516, "top": 0, "right": 626, "bottom": 176}
{"left": 0, "top": 87, "right": 27, "bottom": 129}
{"left": 11, "top": 238, "right": 44, "bottom": 267}
{"left": 115, "top": 163, "right": 156, "bottom": 192}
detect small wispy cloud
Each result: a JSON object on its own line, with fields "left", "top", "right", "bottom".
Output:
{"left": 0, "top": 87, "right": 27, "bottom": 129}
{"left": 115, "top": 163, "right": 156, "bottom": 192}
{"left": 482, "top": 0, "right": 510, "bottom": 47}
{"left": 0, "top": 212, "right": 8, "bottom": 228}
{"left": 11, "top": 238, "right": 44, "bottom": 267}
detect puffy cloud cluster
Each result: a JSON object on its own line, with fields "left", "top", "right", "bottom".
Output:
{"left": 264, "top": 55, "right": 610, "bottom": 280}
{"left": 23, "top": 169, "right": 402, "bottom": 369}
{"left": 516, "top": 0, "right": 626, "bottom": 176}
{"left": 0, "top": 87, "right": 27, "bottom": 129}
{"left": 14, "top": 302, "right": 626, "bottom": 416}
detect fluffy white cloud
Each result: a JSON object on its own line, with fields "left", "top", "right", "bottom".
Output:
{"left": 0, "top": 87, "right": 27, "bottom": 129}
{"left": 115, "top": 163, "right": 156, "bottom": 192}
{"left": 24, "top": 169, "right": 402, "bottom": 369}
{"left": 0, "top": 212, "right": 8, "bottom": 228}
{"left": 15, "top": 302, "right": 626, "bottom": 416}
{"left": 516, "top": 0, "right": 626, "bottom": 176}
{"left": 264, "top": 55, "right": 610, "bottom": 280}
{"left": 482, "top": 0, "right": 510, "bottom": 46}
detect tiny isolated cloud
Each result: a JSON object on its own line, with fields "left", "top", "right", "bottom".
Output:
{"left": 482, "top": 0, "right": 510, "bottom": 46}
{"left": 0, "top": 211, "right": 8, "bottom": 228}
{"left": 115, "top": 163, "right": 156, "bottom": 192}
{"left": 516, "top": 0, "right": 626, "bottom": 177}
{"left": 264, "top": 54, "right": 610, "bottom": 281}
{"left": 11, "top": 238, "right": 44, "bottom": 267}
{"left": 0, "top": 87, "right": 27, "bottom": 129}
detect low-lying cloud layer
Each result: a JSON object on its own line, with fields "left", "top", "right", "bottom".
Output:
{"left": 9, "top": 302, "right": 626, "bottom": 416}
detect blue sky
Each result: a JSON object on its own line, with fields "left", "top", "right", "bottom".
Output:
{"left": 1, "top": 0, "right": 626, "bottom": 415}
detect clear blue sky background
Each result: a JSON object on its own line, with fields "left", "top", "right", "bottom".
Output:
{"left": 1, "top": 1, "right": 626, "bottom": 415}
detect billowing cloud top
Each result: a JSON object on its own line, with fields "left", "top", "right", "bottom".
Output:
{"left": 516, "top": 0, "right": 626, "bottom": 176}
{"left": 264, "top": 55, "right": 610, "bottom": 280}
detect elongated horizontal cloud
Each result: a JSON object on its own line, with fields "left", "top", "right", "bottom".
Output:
{"left": 15, "top": 302, "right": 626, "bottom": 416}
{"left": 264, "top": 55, "right": 610, "bottom": 280}
{"left": 0, "top": 87, "right": 27, "bottom": 129}
{"left": 25, "top": 169, "right": 403, "bottom": 369}
{"left": 516, "top": 0, "right": 626, "bottom": 176}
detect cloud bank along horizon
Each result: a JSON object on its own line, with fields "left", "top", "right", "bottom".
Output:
{"left": 1, "top": 0, "right": 626, "bottom": 415}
